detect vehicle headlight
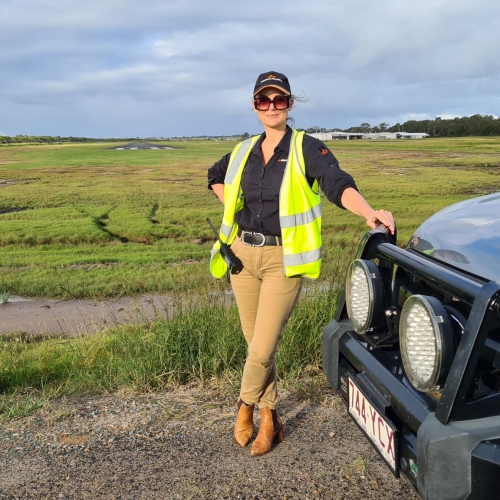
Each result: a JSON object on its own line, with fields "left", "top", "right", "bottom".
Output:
{"left": 345, "top": 259, "right": 384, "bottom": 334}
{"left": 400, "top": 295, "right": 455, "bottom": 392}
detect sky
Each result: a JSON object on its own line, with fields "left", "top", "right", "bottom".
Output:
{"left": 1, "top": 0, "right": 499, "bottom": 138}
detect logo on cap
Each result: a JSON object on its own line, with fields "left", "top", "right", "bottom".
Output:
{"left": 260, "top": 76, "right": 283, "bottom": 84}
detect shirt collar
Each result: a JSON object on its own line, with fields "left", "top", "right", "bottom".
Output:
{"left": 253, "top": 126, "right": 293, "bottom": 155}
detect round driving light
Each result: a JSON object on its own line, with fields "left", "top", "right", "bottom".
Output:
{"left": 400, "top": 295, "right": 455, "bottom": 392}
{"left": 345, "top": 259, "right": 384, "bottom": 334}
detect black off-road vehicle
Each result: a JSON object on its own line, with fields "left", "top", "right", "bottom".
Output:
{"left": 323, "top": 193, "right": 500, "bottom": 500}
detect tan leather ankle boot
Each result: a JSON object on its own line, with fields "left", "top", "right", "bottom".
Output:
{"left": 234, "top": 399, "right": 254, "bottom": 447}
{"left": 250, "top": 408, "right": 284, "bottom": 456}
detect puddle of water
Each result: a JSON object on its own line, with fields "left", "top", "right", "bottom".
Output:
{"left": 0, "top": 283, "right": 339, "bottom": 336}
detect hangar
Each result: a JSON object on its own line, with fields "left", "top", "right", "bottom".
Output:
{"left": 308, "top": 132, "right": 429, "bottom": 140}
{"left": 308, "top": 132, "right": 363, "bottom": 140}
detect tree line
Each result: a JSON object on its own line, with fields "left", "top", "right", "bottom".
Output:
{"left": 0, "top": 136, "right": 169, "bottom": 145}
{"left": 2, "top": 114, "right": 500, "bottom": 144}
{"left": 305, "top": 114, "right": 500, "bottom": 137}
{"left": 0, "top": 135, "right": 110, "bottom": 144}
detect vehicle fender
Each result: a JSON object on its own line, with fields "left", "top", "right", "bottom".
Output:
{"left": 417, "top": 413, "right": 500, "bottom": 500}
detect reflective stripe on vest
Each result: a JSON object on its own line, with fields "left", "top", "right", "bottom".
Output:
{"left": 283, "top": 248, "right": 322, "bottom": 267}
{"left": 209, "top": 136, "right": 260, "bottom": 279}
{"left": 280, "top": 204, "right": 322, "bottom": 228}
{"left": 279, "top": 130, "right": 322, "bottom": 279}
{"left": 209, "top": 130, "right": 322, "bottom": 280}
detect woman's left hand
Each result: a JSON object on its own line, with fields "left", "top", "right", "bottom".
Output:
{"left": 366, "top": 210, "right": 395, "bottom": 234}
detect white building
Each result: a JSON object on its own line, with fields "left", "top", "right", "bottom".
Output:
{"left": 308, "top": 131, "right": 429, "bottom": 141}
{"left": 363, "top": 132, "right": 429, "bottom": 140}
{"left": 308, "top": 132, "right": 364, "bottom": 141}
{"left": 397, "top": 132, "right": 429, "bottom": 139}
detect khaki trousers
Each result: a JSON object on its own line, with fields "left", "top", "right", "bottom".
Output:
{"left": 230, "top": 236, "right": 302, "bottom": 409}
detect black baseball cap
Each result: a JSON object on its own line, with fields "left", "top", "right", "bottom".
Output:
{"left": 253, "top": 71, "right": 291, "bottom": 96}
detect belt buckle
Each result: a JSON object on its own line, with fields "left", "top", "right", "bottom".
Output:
{"left": 242, "top": 231, "right": 265, "bottom": 247}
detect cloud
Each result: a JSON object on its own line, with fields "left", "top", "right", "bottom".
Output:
{"left": 1, "top": 0, "right": 499, "bottom": 136}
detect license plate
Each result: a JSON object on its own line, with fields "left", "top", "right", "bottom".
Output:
{"left": 348, "top": 376, "right": 398, "bottom": 475}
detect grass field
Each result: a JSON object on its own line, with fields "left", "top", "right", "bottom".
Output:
{"left": 1, "top": 137, "right": 499, "bottom": 299}
{"left": 1, "top": 136, "right": 499, "bottom": 418}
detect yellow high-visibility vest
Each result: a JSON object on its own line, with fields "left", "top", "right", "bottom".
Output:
{"left": 210, "top": 129, "right": 322, "bottom": 279}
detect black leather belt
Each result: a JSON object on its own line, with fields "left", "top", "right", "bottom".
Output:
{"left": 238, "top": 229, "right": 282, "bottom": 246}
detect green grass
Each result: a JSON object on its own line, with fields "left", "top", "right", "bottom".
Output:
{"left": 0, "top": 141, "right": 236, "bottom": 297}
{"left": 0, "top": 282, "right": 341, "bottom": 421}
{"left": 1, "top": 137, "right": 499, "bottom": 420}
{"left": 1, "top": 137, "right": 499, "bottom": 298}
{"left": 1, "top": 289, "right": 10, "bottom": 304}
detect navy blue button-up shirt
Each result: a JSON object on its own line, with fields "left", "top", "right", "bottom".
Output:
{"left": 207, "top": 127, "right": 357, "bottom": 236}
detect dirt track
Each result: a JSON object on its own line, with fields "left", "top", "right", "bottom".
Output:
{"left": 0, "top": 295, "right": 176, "bottom": 336}
{"left": 0, "top": 387, "right": 419, "bottom": 500}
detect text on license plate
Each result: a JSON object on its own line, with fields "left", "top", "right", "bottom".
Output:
{"left": 348, "top": 377, "right": 397, "bottom": 472}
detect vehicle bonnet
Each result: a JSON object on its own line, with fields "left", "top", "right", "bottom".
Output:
{"left": 407, "top": 192, "right": 500, "bottom": 282}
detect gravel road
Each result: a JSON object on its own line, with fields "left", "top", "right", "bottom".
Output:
{"left": 0, "top": 386, "right": 419, "bottom": 500}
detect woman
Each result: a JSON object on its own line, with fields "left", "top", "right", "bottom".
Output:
{"left": 207, "top": 71, "right": 395, "bottom": 457}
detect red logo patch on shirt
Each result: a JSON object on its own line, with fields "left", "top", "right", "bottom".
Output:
{"left": 319, "top": 146, "right": 329, "bottom": 156}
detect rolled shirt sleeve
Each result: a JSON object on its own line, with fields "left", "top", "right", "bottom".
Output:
{"left": 302, "top": 135, "right": 358, "bottom": 209}
{"left": 207, "top": 152, "right": 231, "bottom": 190}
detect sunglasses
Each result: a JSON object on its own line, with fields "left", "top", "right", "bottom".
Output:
{"left": 253, "top": 95, "right": 291, "bottom": 111}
